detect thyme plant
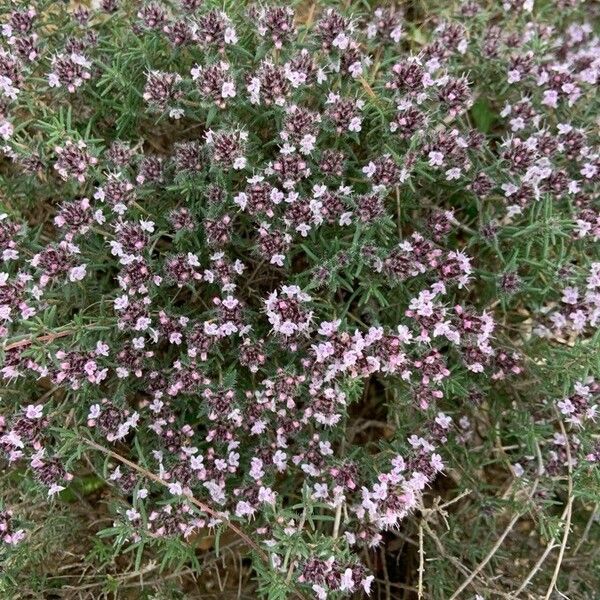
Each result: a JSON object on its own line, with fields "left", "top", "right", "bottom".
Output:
{"left": 0, "top": 0, "right": 599, "bottom": 598}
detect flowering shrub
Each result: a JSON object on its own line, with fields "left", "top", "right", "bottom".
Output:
{"left": 0, "top": 0, "right": 599, "bottom": 598}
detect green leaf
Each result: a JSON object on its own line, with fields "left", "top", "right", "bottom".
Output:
{"left": 471, "top": 97, "right": 496, "bottom": 134}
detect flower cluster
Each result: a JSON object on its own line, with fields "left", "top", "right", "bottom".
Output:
{"left": 557, "top": 378, "right": 599, "bottom": 427}
{"left": 0, "top": 508, "right": 25, "bottom": 546}
{"left": 535, "top": 263, "right": 600, "bottom": 341}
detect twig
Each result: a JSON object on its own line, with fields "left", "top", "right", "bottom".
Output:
{"left": 422, "top": 522, "right": 473, "bottom": 579}
{"left": 372, "top": 579, "right": 417, "bottom": 593}
{"left": 572, "top": 502, "right": 597, "bottom": 556}
{"left": 438, "top": 488, "right": 472, "bottom": 511}
{"left": 380, "top": 546, "right": 391, "bottom": 600}
{"left": 4, "top": 329, "right": 71, "bottom": 351}
{"left": 543, "top": 419, "right": 574, "bottom": 600}
{"left": 511, "top": 541, "right": 560, "bottom": 597}
{"left": 332, "top": 501, "right": 343, "bottom": 540}
{"left": 238, "top": 552, "right": 244, "bottom": 599}
{"left": 448, "top": 511, "right": 522, "bottom": 600}
{"left": 422, "top": 522, "right": 508, "bottom": 598}
{"left": 358, "top": 77, "right": 384, "bottom": 107}
{"left": 396, "top": 185, "right": 402, "bottom": 239}
{"left": 418, "top": 521, "right": 425, "bottom": 599}
{"left": 303, "top": 3, "right": 315, "bottom": 27}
